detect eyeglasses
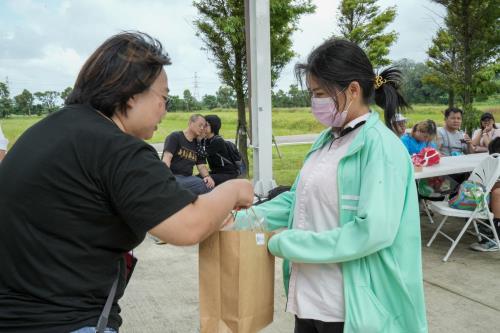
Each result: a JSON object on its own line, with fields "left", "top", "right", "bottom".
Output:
{"left": 149, "top": 88, "right": 171, "bottom": 111}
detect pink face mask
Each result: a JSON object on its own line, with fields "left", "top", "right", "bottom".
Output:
{"left": 311, "top": 96, "right": 352, "bottom": 128}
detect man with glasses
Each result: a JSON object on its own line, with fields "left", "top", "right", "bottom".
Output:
{"left": 162, "top": 114, "right": 215, "bottom": 194}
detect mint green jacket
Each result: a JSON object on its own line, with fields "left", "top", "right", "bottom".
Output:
{"left": 253, "top": 112, "right": 428, "bottom": 333}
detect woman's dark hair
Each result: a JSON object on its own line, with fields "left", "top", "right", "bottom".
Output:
{"left": 444, "top": 107, "right": 463, "bottom": 119}
{"left": 66, "top": 31, "right": 171, "bottom": 117}
{"left": 205, "top": 115, "right": 222, "bottom": 135}
{"left": 294, "top": 38, "right": 409, "bottom": 131}
{"left": 480, "top": 112, "right": 497, "bottom": 130}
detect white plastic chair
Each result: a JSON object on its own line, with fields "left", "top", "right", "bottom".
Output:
{"left": 427, "top": 153, "right": 500, "bottom": 261}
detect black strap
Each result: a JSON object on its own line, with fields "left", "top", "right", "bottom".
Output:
{"left": 339, "top": 121, "right": 366, "bottom": 137}
{"left": 216, "top": 153, "right": 236, "bottom": 166}
{"left": 96, "top": 262, "right": 120, "bottom": 333}
{"left": 329, "top": 121, "right": 366, "bottom": 150}
{"left": 214, "top": 135, "right": 238, "bottom": 166}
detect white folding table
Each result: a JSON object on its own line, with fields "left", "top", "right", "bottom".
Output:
{"left": 414, "top": 153, "right": 488, "bottom": 179}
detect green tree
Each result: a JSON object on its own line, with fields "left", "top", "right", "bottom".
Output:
{"left": 424, "top": 28, "right": 459, "bottom": 107}
{"left": 0, "top": 82, "right": 13, "bottom": 118}
{"left": 193, "top": 0, "right": 315, "bottom": 166}
{"left": 60, "top": 87, "right": 73, "bottom": 104}
{"left": 472, "top": 63, "right": 500, "bottom": 101}
{"left": 287, "top": 84, "right": 309, "bottom": 107}
{"left": 202, "top": 94, "right": 218, "bottom": 109}
{"left": 34, "top": 91, "right": 60, "bottom": 114}
{"left": 272, "top": 89, "right": 289, "bottom": 107}
{"left": 167, "top": 95, "right": 184, "bottom": 112}
{"left": 14, "top": 89, "right": 35, "bottom": 116}
{"left": 31, "top": 104, "right": 44, "bottom": 116}
{"left": 33, "top": 92, "right": 44, "bottom": 114}
{"left": 432, "top": 0, "right": 500, "bottom": 131}
{"left": 395, "top": 58, "right": 447, "bottom": 104}
{"left": 215, "top": 86, "right": 236, "bottom": 108}
{"left": 335, "top": 0, "right": 397, "bottom": 68}
{"left": 183, "top": 89, "right": 200, "bottom": 111}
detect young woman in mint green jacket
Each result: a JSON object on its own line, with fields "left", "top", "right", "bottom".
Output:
{"left": 243, "top": 39, "right": 428, "bottom": 333}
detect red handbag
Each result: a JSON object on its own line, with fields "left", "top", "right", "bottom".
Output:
{"left": 412, "top": 147, "right": 440, "bottom": 167}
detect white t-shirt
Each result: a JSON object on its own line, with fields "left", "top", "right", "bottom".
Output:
{"left": 287, "top": 113, "right": 369, "bottom": 322}
{"left": 472, "top": 128, "right": 500, "bottom": 148}
{"left": 0, "top": 125, "right": 8, "bottom": 151}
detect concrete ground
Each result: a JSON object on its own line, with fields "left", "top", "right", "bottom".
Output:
{"left": 120, "top": 215, "right": 500, "bottom": 332}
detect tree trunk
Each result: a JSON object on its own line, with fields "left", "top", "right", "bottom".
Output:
{"left": 462, "top": 0, "right": 472, "bottom": 110}
{"left": 235, "top": 87, "right": 248, "bottom": 169}
{"left": 448, "top": 88, "right": 454, "bottom": 108}
{"left": 234, "top": 51, "right": 249, "bottom": 171}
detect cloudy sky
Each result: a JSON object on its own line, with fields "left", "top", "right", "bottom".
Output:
{"left": 0, "top": 0, "right": 445, "bottom": 99}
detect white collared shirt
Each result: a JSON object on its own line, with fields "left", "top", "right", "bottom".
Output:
{"left": 286, "top": 113, "right": 369, "bottom": 322}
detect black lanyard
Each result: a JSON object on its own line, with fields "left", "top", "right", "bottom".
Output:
{"left": 329, "top": 121, "right": 366, "bottom": 150}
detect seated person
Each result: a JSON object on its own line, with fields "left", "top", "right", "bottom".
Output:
{"left": 392, "top": 113, "right": 408, "bottom": 137}
{"left": 401, "top": 119, "right": 437, "bottom": 155}
{"left": 0, "top": 124, "right": 7, "bottom": 163}
{"left": 437, "top": 107, "right": 473, "bottom": 156}
{"left": 471, "top": 112, "right": 500, "bottom": 153}
{"left": 470, "top": 136, "right": 500, "bottom": 252}
{"left": 162, "top": 114, "right": 215, "bottom": 194}
{"left": 203, "top": 115, "right": 239, "bottom": 186}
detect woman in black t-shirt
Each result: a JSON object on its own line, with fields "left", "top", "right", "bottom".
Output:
{"left": 204, "top": 115, "right": 239, "bottom": 186}
{"left": 0, "top": 32, "right": 253, "bottom": 333}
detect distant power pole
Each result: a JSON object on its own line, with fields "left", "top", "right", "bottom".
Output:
{"left": 193, "top": 72, "right": 199, "bottom": 100}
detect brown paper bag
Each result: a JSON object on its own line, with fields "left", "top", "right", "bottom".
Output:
{"left": 199, "top": 230, "right": 275, "bottom": 333}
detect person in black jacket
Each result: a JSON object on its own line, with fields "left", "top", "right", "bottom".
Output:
{"left": 203, "top": 115, "right": 239, "bottom": 186}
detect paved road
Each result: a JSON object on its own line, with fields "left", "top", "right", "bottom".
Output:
{"left": 120, "top": 216, "right": 500, "bottom": 332}
{"left": 149, "top": 133, "right": 319, "bottom": 153}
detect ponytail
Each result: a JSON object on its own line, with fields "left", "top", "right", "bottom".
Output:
{"left": 294, "top": 39, "right": 410, "bottom": 133}
{"left": 374, "top": 66, "right": 410, "bottom": 130}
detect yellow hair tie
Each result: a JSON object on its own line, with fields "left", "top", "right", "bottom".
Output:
{"left": 374, "top": 75, "right": 387, "bottom": 90}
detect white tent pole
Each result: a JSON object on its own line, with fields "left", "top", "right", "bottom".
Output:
{"left": 245, "top": 0, "right": 276, "bottom": 196}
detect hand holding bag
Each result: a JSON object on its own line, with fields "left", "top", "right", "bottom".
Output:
{"left": 199, "top": 209, "right": 275, "bottom": 333}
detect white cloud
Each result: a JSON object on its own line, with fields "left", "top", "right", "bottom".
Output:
{"left": 28, "top": 45, "right": 83, "bottom": 77}
{"left": 274, "top": 0, "right": 445, "bottom": 92}
{"left": 0, "top": 0, "right": 445, "bottom": 98}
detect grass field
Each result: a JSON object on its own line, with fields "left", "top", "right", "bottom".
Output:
{"left": 2, "top": 102, "right": 499, "bottom": 185}
{"left": 247, "top": 144, "right": 311, "bottom": 185}
{"left": 2, "top": 102, "right": 499, "bottom": 147}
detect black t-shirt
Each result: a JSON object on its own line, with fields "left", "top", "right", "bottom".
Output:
{"left": 0, "top": 105, "right": 197, "bottom": 333}
{"left": 163, "top": 131, "right": 205, "bottom": 176}
{"left": 205, "top": 136, "right": 238, "bottom": 174}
